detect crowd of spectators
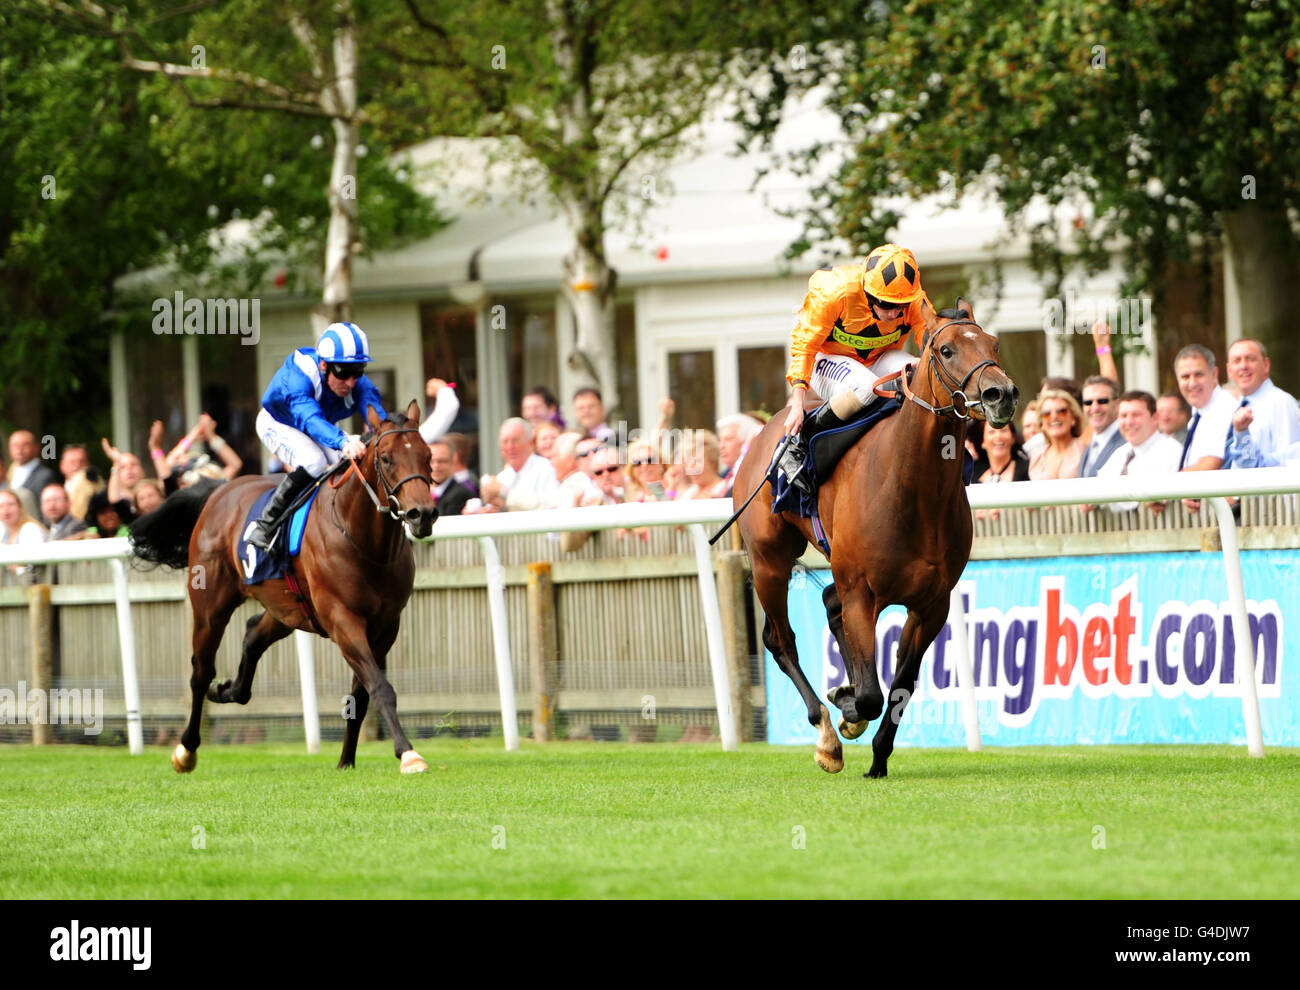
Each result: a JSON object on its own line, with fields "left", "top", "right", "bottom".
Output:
{"left": 1, "top": 413, "right": 245, "bottom": 582}
{"left": 7, "top": 317, "right": 1296, "bottom": 571}
{"left": 962, "top": 321, "right": 1300, "bottom": 516}
{"left": 423, "top": 386, "right": 766, "bottom": 529}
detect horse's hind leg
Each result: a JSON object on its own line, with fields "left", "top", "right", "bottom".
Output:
{"left": 867, "top": 605, "right": 947, "bottom": 779}
{"left": 174, "top": 587, "right": 241, "bottom": 773}
{"left": 752, "top": 546, "right": 842, "bottom": 774}
{"left": 831, "top": 586, "right": 885, "bottom": 729}
{"left": 337, "top": 673, "right": 369, "bottom": 770}
{"left": 822, "top": 584, "right": 869, "bottom": 740}
{"left": 208, "top": 611, "right": 292, "bottom": 705}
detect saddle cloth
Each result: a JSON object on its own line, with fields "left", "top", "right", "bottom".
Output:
{"left": 770, "top": 397, "right": 903, "bottom": 519}
{"left": 236, "top": 485, "right": 322, "bottom": 585}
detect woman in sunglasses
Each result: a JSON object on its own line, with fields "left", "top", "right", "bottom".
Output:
{"left": 248, "top": 322, "right": 387, "bottom": 548}
{"left": 1027, "top": 389, "right": 1087, "bottom": 481}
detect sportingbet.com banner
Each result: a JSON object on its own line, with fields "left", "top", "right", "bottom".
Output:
{"left": 764, "top": 550, "right": 1296, "bottom": 747}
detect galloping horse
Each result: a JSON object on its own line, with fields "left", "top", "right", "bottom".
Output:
{"left": 734, "top": 299, "right": 1019, "bottom": 778}
{"left": 129, "top": 402, "right": 438, "bottom": 775}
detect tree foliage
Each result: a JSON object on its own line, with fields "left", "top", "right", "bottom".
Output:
{"left": 748, "top": 0, "right": 1300, "bottom": 337}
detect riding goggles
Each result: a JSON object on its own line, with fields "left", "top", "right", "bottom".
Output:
{"left": 327, "top": 362, "right": 366, "bottom": 381}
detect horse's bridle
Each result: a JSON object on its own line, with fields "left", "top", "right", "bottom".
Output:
{"left": 899, "top": 319, "right": 1003, "bottom": 422}
{"left": 331, "top": 425, "right": 432, "bottom": 521}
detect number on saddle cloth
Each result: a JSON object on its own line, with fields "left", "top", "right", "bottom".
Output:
{"left": 238, "top": 485, "right": 323, "bottom": 584}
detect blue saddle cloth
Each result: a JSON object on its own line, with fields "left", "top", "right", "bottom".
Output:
{"left": 236, "top": 485, "right": 321, "bottom": 585}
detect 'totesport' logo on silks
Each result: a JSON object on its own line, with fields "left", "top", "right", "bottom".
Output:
{"left": 822, "top": 576, "right": 1283, "bottom": 730}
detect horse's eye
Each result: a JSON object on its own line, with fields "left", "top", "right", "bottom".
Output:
{"left": 940, "top": 346, "right": 954, "bottom": 359}
{"left": 380, "top": 454, "right": 391, "bottom": 466}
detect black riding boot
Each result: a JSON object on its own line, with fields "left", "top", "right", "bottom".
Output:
{"left": 247, "top": 467, "right": 315, "bottom": 549}
{"left": 778, "top": 403, "right": 849, "bottom": 494}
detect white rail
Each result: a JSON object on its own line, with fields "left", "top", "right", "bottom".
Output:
{"left": 2, "top": 466, "right": 1296, "bottom": 758}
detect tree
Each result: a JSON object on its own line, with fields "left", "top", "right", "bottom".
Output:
{"left": 390, "top": 0, "right": 796, "bottom": 418}
{"left": 38, "top": 0, "right": 440, "bottom": 336}
{"left": 753, "top": 0, "right": 1300, "bottom": 376}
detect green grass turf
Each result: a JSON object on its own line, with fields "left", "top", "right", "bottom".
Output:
{"left": 1, "top": 741, "right": 1296, "bottom": 898}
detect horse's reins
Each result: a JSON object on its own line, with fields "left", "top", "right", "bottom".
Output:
{"left": 329, "top": 425, "right": 432, "bottom": 521}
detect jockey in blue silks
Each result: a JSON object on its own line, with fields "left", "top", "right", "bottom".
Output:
{"left": 247, "top": 321, "right": 386, "bottom": 548}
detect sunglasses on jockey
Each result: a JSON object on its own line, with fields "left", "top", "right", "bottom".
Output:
{"left": 326, "top": 362, "right": 366, "bottom": 381}
{"left": 866, "top": 293, "right": 906, "bottom": 316}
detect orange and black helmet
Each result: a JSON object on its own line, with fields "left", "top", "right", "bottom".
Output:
{"left": 862, "top": 244, "right": 923, "bottom": 305}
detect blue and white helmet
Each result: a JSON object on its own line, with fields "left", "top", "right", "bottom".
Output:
{"left": 317, "top": 322, "right": 372, "bottom": 364}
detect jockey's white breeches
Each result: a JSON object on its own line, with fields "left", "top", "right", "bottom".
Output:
{"left": 256, "top": 407, "right": 343, "bottom": 477}
{"left": 808, "top": 349, "right": 914, "bottom": 409}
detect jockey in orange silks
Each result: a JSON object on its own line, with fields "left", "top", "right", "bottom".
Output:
{"left": 778, "top": 243, "right": 934, "bottom": 488}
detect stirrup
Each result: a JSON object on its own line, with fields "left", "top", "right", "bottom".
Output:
{"left": 778, "top": 438, "right": 813, "bottom": 495}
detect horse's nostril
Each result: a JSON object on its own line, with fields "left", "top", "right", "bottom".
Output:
{"left": 405, "top": 507, "right": 421, "bottom": 522}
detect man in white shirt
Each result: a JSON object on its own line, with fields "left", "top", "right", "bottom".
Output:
{"left": 1221, "top": 338, "right": 1300, "bottom": 468}
{"left": 550, "top": 432, "right": 601, "bottom": 508}
{"left": 1089, "top": 391, "right": 1183, "bottom": 513}
{"left": 473, "top": 418, "right": 558, "bottom": 512}
{"left": 1176, "top": 345, "right": 1238, "bottom": 472}
{"left": 1078, "top": 376, "right": 1124, "bottom": 477}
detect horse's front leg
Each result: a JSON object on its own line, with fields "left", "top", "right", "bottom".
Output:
{"left": 867, "top": 606, "right": 947, "bottom": 779}
{"left": 330, "top": 610, "right": 425, "bottom": 774}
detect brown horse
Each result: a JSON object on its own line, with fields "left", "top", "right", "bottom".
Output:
{"left": 129, "top": 401, "right": 438, "bottom": 774}
{"left": 734, "top": 299, "right": 1018, "bottom": 778}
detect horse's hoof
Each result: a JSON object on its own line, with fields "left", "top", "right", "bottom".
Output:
{"left": 206, "top": 679, "right": 230, "bottom": 703}
{"left": 838, "top": 718, "right": 869, "bottom": 740}
{"left": 171, "top": 744, "right": 197, "bottom": 774}
{"left": 815, "top": 747, "right": 844, "bottom": 774}
{"left": 400, "top": 750, "right": 428, "bottom": 775}
{"left": 865, "top": 762, "right": 887, "bottom": 779}
{"left": 826, "top": 685, "right": 852, "bottom": 707}
{"left": 814, "top": 705, "right": 843, "bottom": 773}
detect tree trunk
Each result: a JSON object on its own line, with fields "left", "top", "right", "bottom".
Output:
{"left": 560, "top": 230, "right": 620, "bottom": 419}
{"left": 548, "top": 0, "right": 621, "bottom": 419}
{"left": 313, "top": 13, "right": 359, "bottom": 340}
{"left": 1221, "top": 201, "right": 1300, "bottom": 386}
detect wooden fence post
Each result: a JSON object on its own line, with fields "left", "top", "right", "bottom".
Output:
{"left": 29, "top": 583, "right": 53, "bottom": 746}
{"left": 715, "top": 551, "right": 751, "bottom": 743}
{"left": 527, "top": 562, "right": 559, "bottom": 741}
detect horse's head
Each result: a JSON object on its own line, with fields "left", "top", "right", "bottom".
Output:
{"left": 916, "top": 298, "right": 1020, "bottom": 427}
{"left": 365, "top": 401, "right": 438, "bottom": 539}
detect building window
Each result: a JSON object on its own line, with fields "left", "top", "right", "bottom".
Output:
{"left": 420, "top": 303, "right": 481, "bottom": 472}
{"left": 668, "top": 350, "right": 716, "bottom": 434}
{"left": 736, "top": 345, "right": 787, "bottom": 419}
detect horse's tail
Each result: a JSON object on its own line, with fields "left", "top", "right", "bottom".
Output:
{"left": 128, "top": 478, "right": 223, "bottom": 570}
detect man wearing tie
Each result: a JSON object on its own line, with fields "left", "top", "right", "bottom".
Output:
{"left": 1078, "top": 376, "right": 1124, "bottom": 477}
{"left": 1220, "top": 338, "right": 1300, "bottom": 469}
{"left": 1174, "top": 344, "right": 1239, "bottom": 511}
{"left": 1089, "top": 391, "right": 1184, "bottom": 513}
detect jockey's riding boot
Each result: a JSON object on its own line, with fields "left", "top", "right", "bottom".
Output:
{"left": 779, "top": 391, "right": 871, "bottom": 494}
{"left": 247, "top": 467, "right": 315, "bottom": 549}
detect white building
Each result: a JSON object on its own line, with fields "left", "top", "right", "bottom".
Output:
{"left": 113, "top": 93, "right": 1188, "bottom": 475}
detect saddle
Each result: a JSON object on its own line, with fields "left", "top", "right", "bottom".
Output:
{"left": 770, "top": 392, "right": 904, "bottom": 521}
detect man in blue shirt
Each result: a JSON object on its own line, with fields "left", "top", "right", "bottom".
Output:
{"left": 248, "top": 322, "right": 386, "bottom": 548}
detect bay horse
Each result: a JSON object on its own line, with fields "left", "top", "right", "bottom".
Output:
{"left": 734, "top": 299, "right": 1018, "bottom": 778}
{"left": 129, "top": 402, "right": 438, "bottom": 775}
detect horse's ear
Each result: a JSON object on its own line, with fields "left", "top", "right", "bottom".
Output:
{"left": 405, "top": 399, "right": 421, "bottom": 425}
{"left": 920, "top": 297, "right": 939, "bottom": 350}
{"left": 956, "top": 296, "right": 974, "bottom": 320}
{"left": 366, "top": 404, "right": 384, "bottom": 431}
